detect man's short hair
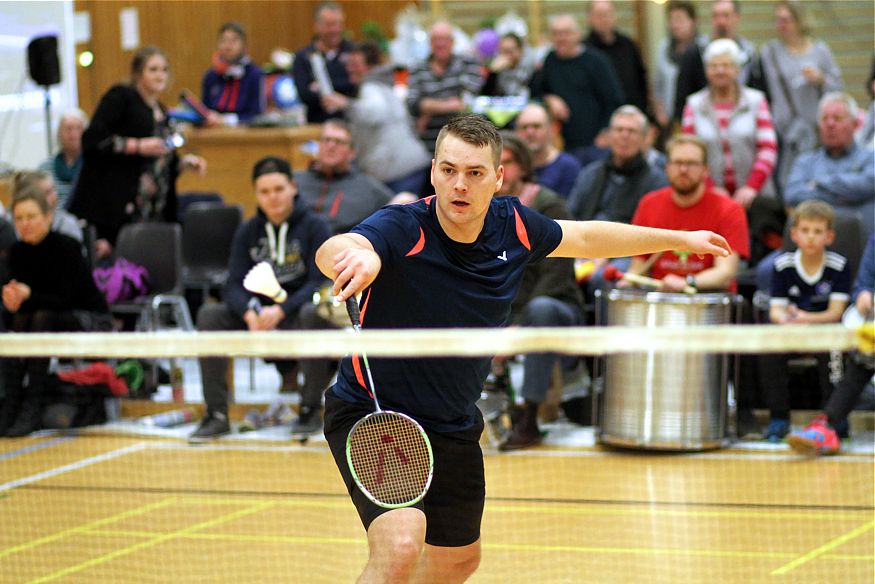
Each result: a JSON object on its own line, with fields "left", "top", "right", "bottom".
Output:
{"left": 610, "top": 105, "right": 648, "bottom": 135}
{"left": 666, "top": 134, "right": 708, "bottom": 163}
{"left": 667, "top": 1, "right": 696, "bottom": 20}
{"left": 252, "top": 156, "right": 293, "bottom": 183}
{"left": 791, "top": 200, "right": 835, "bottom": 230}
{"left": 817, "top": 91, "right": 859, "bottom": 121}
{"left": 314, "top": 1, "right": 342, "bottom": 20}
{"left": 13, "top": 170, "right": 50, "bottom": 196}
{"left": 712, "top": 0, "right": 741, "bottom": 15}
{"left": 500, "top": 133, "right": 534, "bottom": 182}
{"left": 218, "top": 21, "right": 246, "bottom": 41}
{"left": 323, "top": 118, "right": 353, "bottom": 141}
{"left": 520, "top": 102, "right": 553, "bottom": 125}
{"left": 435, "top": 115, "right": 503, "bottom": 168}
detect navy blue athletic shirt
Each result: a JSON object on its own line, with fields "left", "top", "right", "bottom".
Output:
{"left": 331, "top": 195, "right": 564, "bottom": 432}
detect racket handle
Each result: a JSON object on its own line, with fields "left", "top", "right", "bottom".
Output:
{"left": 345, "top": 297, "right": 361, "bottom": 327}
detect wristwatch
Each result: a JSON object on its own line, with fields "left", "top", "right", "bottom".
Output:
{"left": 685, "top": 274, "right": 698, "bottom": 291}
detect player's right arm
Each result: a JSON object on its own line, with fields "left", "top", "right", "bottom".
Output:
{"left": 316, "top": 233, "right": 382, "bottom": 301}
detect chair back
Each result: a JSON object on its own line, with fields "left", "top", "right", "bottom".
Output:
{"left": 115, "top": 222, "right": 183, "bottom": 296}
{"left": 182, "top": 202, "right": 242, "bottom": 275}
{"left": 781, "top": 213, "right": 865, "bottom": 281}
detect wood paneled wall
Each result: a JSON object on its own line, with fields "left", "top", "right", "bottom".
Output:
{"left": 73, "top": 0, "right": 413, "bottom": 115}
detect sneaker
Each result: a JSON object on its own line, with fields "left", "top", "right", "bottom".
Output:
{"left": 786, "top": 416, "right": 840, "bottom": 455}
{"left": 765, "top": 418, "right": 790, "bottom": 443}
{"left": 499, "top": 403, "right": 542, "bottom": 451}
{"left": 289, "top": 406, "right": 322, "bottom": 436}
{"left": 189, "top": 411, "right": 230, "bottom": 441}
{"left": 238, "top": 409, "right": 262, "bottom": 433}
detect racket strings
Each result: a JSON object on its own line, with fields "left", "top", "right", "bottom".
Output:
{"left": 348, "top": 412, "right": 432, "bottom": 506}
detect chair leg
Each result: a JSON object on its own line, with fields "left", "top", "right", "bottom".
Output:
{"left": 249, "top": 358, "right": 256, "bottom": 393}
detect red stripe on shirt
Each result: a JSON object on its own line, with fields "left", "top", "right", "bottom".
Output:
{"left": 513, "top": 208, "right": 531, "bottom": 250}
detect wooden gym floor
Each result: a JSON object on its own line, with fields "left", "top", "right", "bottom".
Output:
{"left": 0, "top": 431, "right": 872, "bottom": 583}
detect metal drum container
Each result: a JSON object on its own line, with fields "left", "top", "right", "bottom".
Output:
{"left": 599, "top": 290, "right": 734, "bottom": 451}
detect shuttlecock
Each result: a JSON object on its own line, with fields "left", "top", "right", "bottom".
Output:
{"left": 243, "top": 261, "right": 288, "bottom": 303}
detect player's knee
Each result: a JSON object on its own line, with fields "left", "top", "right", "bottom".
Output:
{"left": 376, "top": 534, "right": 423, "bottom": 579}
{"left": 452, "top": 548, "right": 481, "bottom": 580}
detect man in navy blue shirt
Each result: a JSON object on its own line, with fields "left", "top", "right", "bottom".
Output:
{"left": 316, "top": 115, "right": 730, "bottom": 582}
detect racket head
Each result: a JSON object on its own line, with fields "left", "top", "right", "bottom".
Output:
{"left": 346, "top": 410, "right": 434, "bottom": 509}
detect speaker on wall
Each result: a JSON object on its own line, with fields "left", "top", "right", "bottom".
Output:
{"left": 27, "top": 35, "right": 61, "bottom": 86}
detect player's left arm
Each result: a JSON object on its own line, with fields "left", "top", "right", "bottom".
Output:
{"left": 549, "top": 220, "right": 730, "bottom": 261}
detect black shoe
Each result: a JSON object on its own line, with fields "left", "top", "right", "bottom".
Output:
{"left": 499, "top": 403, "right": 542, "bottom": 451}
{"left": 189, "top": 412, "right": 230, "bottom": 441}
{"left": 289, "top": 406, "right": 322, "bottom": 436}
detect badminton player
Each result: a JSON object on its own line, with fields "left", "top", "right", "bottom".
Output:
{"left": 315, "top": 115, "right": 731, "bottom": 583}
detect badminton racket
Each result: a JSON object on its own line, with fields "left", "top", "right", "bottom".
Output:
{"left": 603, "top": 265, "right": 696, "bottom": 295}
{"left": 343, "top": 297, "right": 434, "bottom": 509}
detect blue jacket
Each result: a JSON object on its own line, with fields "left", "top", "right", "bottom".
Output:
{"left": 853, "top": 235, "right": 875, "bottom": 302}
{"left": 201, "top": 61, "right": 265, "bottom": 122}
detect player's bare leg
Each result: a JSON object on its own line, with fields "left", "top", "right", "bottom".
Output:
{"left": 357, "top": 508, "right": 426, "bottom": 584}
{"left": 412, "top": 539, "right": 481, "bottom": 584}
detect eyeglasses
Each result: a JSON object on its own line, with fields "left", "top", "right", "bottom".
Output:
{"left": 667, "top": 160, "right": 705, "bottom": 169}
{"left": 320, "top": 136, "right": 351, "bottom": 146}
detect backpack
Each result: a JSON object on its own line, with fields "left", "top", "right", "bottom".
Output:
{"left": 92, "top": 257, "right": 152, "bottom": 304}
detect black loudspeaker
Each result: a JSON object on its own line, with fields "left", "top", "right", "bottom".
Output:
{"left": 27, "top": 35, "right": 61, "bottom": 86}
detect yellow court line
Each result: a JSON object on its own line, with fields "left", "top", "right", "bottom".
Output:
{"left": 90, "top": 528, "right": 365, "bottom": 547}
{"left": 0, "top": 497, "right": 177, "bottom": 560}
{"left": 28, "top": 501, "right": 275, "bottom": 584}
{"left": 770, "top": 520, "right": 875, "bottom": 575}
{"left": 129, "top": 494, "right": 873, "bottom": 522}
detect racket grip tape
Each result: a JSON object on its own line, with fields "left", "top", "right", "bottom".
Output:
{"left": 345, "top": 297, "right": 361, "bottom": 327}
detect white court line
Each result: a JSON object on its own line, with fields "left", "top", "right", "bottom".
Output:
{"left": 0, "top": 442, "right": 149, "bottom": 492}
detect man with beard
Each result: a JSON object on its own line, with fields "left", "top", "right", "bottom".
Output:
{"left": 628, "top": 134, "right": 749, "bottom": 293}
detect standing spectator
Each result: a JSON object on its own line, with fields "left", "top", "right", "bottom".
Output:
{"left": 294, "top": 120, "right": 396, "bottom": 235}
{"left": 784, "top": 92, "right": 875, "bottom": 241}
{"left": 533, "top": 13, "right": 623, "bottom": 166}
{"left": 201, "top": 22, "right": 265, "bottom": 125}
{"left": 584, "top": 0, "right": 649, "bottom": 113}
{"left": 652, "top": 1, "right": 705, "bottom": 129}
{"left": 682, "top": 39, "right": 778, "bottom": 210}
{"left": 320, "top": 42, "right": 431, "bottom": 195}
{"left": 674, "top": 0, "right": 761, "bottom": 123}
{"left": 68, "top": 46, "right": 206, "bottom": 259}
{"left": 482, "top": 33, "right": 535, "bottom": 99}
{"left": 191, "top": 157, "right": 332, "bottom": 440}
{"left": 293, "top": 2, "right": 355, "bottom": 124}
{"left": 514, "top": 103, "right": 581, "bottom": 199}
{"left": 494, "top": 134, "right": 584, "bottom": 451}
{"left": 787, "top": 234, "right": 874, "bottom": 455}
{"left": 13, "top": 171, "right": 82, "bottom": 244}
{"left": 760, "top": 1, "right": 843, "bottom": 192}
{"left": 0, "top": 187, "right": 110, "bottom": 437}
{"left": 855, "top": 53, "right": 875, "bottom": 148}
{"left": 759, "top": 201, "right": 851, "bottom": 442}
{"left": 406, "top": 20, "right": 484, "bottom": 156}
{"left": 629, "top": 134, "right": 749, "bottom": 294}
{"left": 37, "top": 109, "right": 86, "bottom": 207}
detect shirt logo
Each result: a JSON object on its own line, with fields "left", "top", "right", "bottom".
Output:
{"left": 497, "top": 251, "right": 507, "bottom": 261}
{"left": 788, "top": 285, "right": 800, "bottom": 297}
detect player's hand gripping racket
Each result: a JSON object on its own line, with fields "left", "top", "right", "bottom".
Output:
{"left": 343, "top": 297, "right": 434, "bottom": 508}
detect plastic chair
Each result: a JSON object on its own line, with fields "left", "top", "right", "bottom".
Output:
{"left": 111, "top": 222, "right": 194, "bottom": 332}
{"left": 181, "top": 202, "right": 243, "bottom": 302}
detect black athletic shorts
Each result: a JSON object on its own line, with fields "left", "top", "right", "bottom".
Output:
{"left": 323, "top": 390, "right": 486, "bottom": 547}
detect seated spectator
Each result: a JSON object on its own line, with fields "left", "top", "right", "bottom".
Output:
{"left": 482, "top": 33, "right": 535, "bottom": 100}
{"left": 629, "top": 134, "right": 749, "bottom": 293}
{"left": 320, "top": 42, "right": 431, "bottom": 195}
{"left": 0, "top": 216, "right": 14, "bottom": 287}
{"left": 13, "top": 171, "right": 82, "bottom": 243}
{"left": 293, "top": 2, "right": 355, "bottom": 124}
{"left": 682, "top": 38, "right": 777, "bottom": 210}
{"left": 37, "top": 109, "right": 86, "bottom": 207}
{"left": 295, "top": 120, "right": 398, "bottom": 235}
{"left": 406, "top": 20, "right": 484, "bottom": 156}
{"left": 787, "top": 233, "right": 874, "bottom": 455}
{"left": 0, "top": 187, "right": 111, "bottom": 437}
{"left": 493, "top": 135, "right": 584, "bottom": 451}
{"left": 191, "top": 157, "right": 332, "bottom": 440}
{"left": 201, "top": 22, "right": 265, "bottom": 125}
{"left": 515, "top": 102, "right": 582, "bottom": 199}
{"left": 759, "top": 201, "right": 851, "bottom": 443}
{"left": 567, "top": 105, "right": 668, "bottom": 288}
{"left": 784, "top": 92, "right": 875, "bottom": 241}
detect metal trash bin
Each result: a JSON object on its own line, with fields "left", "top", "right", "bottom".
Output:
{"left": 598, "top": 290, "right": 733, "bottom": 451}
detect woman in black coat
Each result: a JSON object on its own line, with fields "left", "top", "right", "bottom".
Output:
{"left": 1, "top": 188, "right": 112, "bottom": 437}
{"left": 68, "top": 45, "right": 206, "bottom": 258}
